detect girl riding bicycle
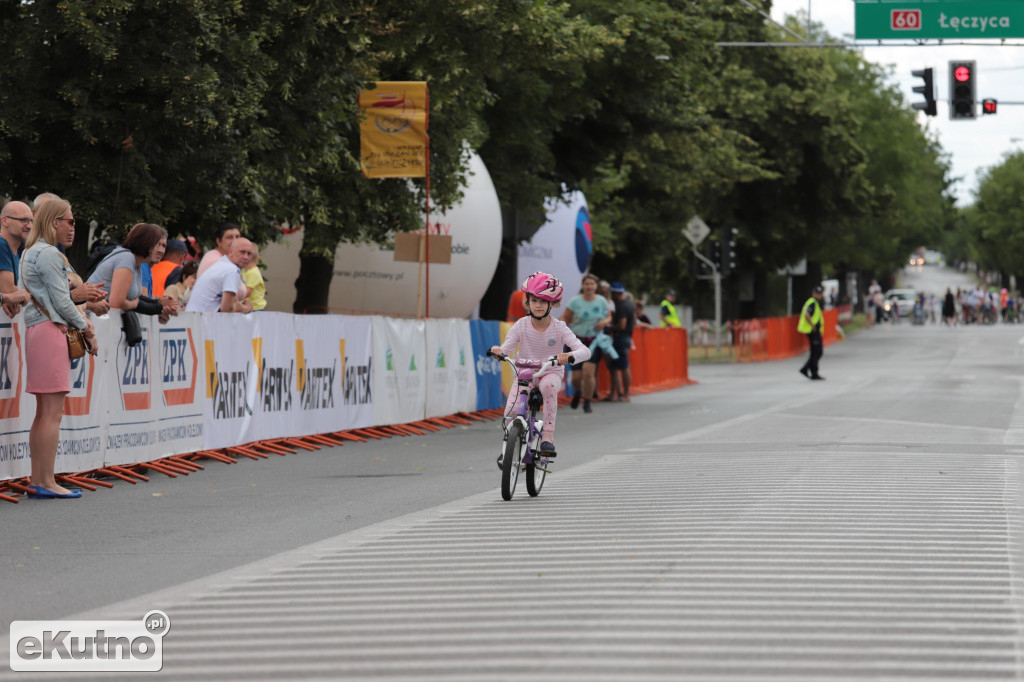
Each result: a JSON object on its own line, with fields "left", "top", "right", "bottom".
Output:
{"left": 490, "top": 272, "right": 591, "bottom": 456}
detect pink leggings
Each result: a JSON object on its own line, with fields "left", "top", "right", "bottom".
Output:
{"left": 504, "top": 372, "right": 562, "bottom": 441}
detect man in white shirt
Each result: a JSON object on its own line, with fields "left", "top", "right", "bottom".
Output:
{"left": 185, "top": 238, "right": 254, "bottom": 313}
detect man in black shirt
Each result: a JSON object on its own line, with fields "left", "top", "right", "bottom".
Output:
{"left": 609, "top": 282, "right": 635, "bottom": 401}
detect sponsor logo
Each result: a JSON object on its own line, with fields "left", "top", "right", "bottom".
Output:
{"left": 575, "top": 206, "right": 593, "bottom": 273}
{"left": 117, "top": 336, "right": 152, "bottom": 411}
{"left": 436, "top": 347, "right": 446, "bottom": 369}
{"left": 255, "top": 337, "right": 370, "bottom": 412}
{"left": 0, "top": 322, "right": 22, "bottom": 419}
{"left": 65, "top": 350, "right": 96, "bottom": 418}
{"left": 159, "top": 327, "right": 198, "bottom": 406}
{"left": 205, "top": 340, "right": 253, "bottom": 419}
{"left": 10, "top": 611, "right": 170, "bottom": 673}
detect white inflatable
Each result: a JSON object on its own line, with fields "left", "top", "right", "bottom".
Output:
{"left": 517, "top": 192, "right": 591, "bottom": 300}
{"left": 261, "top": 152, "right": 503, "bottom": 318}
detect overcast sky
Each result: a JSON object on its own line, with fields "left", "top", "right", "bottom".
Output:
{"left": 768, "top": 0, "right": 1024, "bottom": 205}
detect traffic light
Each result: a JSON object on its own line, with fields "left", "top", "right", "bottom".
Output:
{"left": 982, "top": 98, "right": 997, "bottom": 115}
{"left": 949, "top": 60, "right": 976, "bottom": 120}
{"left": 720, "top": 226, "right": 738, "bottom": 276}
{"left": 911, "top": 68, "right": 937, "bottom": 117}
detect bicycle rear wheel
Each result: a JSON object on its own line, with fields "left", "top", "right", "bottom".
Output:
{"left": 501, "top": 422, "right": 524, "bottom": 501}
{"left": 525, "top": 454, "right": 546, "bottom": 497}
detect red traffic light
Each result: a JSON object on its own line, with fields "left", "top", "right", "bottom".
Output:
{"left": 954, "top": 65, "right": 971, "bottom": 82}
{"left": 982, "top": 98, "right": 997, "bottom": 114}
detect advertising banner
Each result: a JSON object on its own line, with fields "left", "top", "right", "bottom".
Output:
{"left": 251, "top": 313, "right": 374, "bottom": 441}
{"left": 0, "top": 311, "right": 106, "bottom": 480}
{"left": 358, "top": 81, "right": 429, "bottom": 178}
{"left": 518, "top": 191, "right": 591, "bottom": 304}
{"left": 371, "top": 316, "right": 426, "bottom": 425}
{"left": 424, "top": 319, "right": 476, "bottom": 418}
{"left": 469, "top": 319, "right": 504, "bottom": 411}
{"left": 101, "top": 311, "right": 202, "bottom": 465}
{"left": 202, "top": 313, "right": 260, "bottom": 450}
{"left": 0, "top": 314, "right": 31, "bottom": 480}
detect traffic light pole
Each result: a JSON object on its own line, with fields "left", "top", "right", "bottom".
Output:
{"left": 692, "top": 245, "right": 723, "bottom": 351}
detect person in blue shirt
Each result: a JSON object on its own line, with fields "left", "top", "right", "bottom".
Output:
{"left": 0, "top": 201, "right": 34, "bottom": 316}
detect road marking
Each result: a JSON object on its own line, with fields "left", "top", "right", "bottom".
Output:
{"left": 33, "top": 449, "right": 1023, "bottom": 682}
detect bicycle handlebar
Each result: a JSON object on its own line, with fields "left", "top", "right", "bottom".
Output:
{"left": 487, "top": 351, "right": 575, "bottom": 376}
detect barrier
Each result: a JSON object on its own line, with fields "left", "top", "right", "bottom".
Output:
{"left": 734, "top": 309, "right": 841, "bottom": 362}
{"left": 593, "top": 327, "right": 694, "bottom": 396}
{"left": 0, "top": 311, "right": 693, "bottom": 500}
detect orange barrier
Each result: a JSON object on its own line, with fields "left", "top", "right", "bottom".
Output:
{"left": 594, "top": 326, "right": 694, "bottom": 396}
{"left": 735, "top": 309, "right": 841, "bottom": 362}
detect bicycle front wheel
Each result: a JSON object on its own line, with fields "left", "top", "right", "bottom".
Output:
{"left": 501, "top": 421, "right": 524, "bottom": 501}
{"left": 525, "top": 455, "right": 546, "bottom": 497}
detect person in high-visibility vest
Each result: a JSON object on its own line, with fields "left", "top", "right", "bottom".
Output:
{"left": 798, "top": 286, "right": 825, "bottom": 380}
{"left": 659, "top": 290, "right": 681, "bottom": 328}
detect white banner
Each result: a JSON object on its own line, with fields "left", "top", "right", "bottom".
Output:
{"left": 0, "top": 312, "right": 106, "bottom": 479}
{"left": 371, "top": 316, "right": 426, "bottom": 425}
{"left": 424, "top": 319, "right": 476, "bottom": 418}
{"left": 201, "top": 313, "right": 260, "bottom": 450}
{"left": 0, "top": 313, "right": 32, "bottom": 480}
{"left": 250, "top": 313, "right": 374, "bottom": 441}
{"left": 101, "top": 311, "right": 203, "bottom": 465}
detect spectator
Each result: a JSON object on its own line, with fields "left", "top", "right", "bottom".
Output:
{"left": 0, "top": 201, "right": 34, "bottom": 316}
{"left": 163, "top": 261, "right": 199, "bottom": 306}
{"left": 242, "top": 243, "right": 267, "bottom": 311}
{"left": 186, "top": 238, "right": 255, "bottom": 313}
{"left": 506, "top": 289, "right": 526, "bottom": 323}
{"left": 633, "top": 292, "right": 654, "bottom": 329}
{"left": 86, "top": 223, "right": 178, "bottom": 323}
{"left": 561, "top": 273, "right": 611, "bottom": 414}
{"left": 138, "top": 226, "right": 167, "bottom": 296}
{"left": 20, "top": 198, "right": 97, "bottom": 499}
{"left": 609, "top": 281, "right": 635, "bottom": 402}
{"left": 150, "top": 238, "right": 188, "bottom": 297}
{"left": 196, "top": 222, "right": 241, "bottom": 279}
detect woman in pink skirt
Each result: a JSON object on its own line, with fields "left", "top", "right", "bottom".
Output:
{"left": 19, "top": 198, "right": 98, "bottom": 500}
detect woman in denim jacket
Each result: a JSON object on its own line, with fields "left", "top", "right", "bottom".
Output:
{"left": 20, "top": 198, "right": 97, "bottom": 500}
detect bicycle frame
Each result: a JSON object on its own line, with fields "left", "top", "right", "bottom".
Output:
{"left": 495, "top": 355, "right": 560, "bottom": 468}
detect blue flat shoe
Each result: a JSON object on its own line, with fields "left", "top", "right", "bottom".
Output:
{"left": 27, "top": 485, "right": 82, "bottom": 499}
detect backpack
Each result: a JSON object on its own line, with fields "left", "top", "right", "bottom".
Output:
{"left": 82, "top": 243, "right": 120, "bottom": 281}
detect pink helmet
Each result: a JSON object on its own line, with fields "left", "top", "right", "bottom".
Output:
{"left": 521, "top": 272, "right": 563, "bottom": 303}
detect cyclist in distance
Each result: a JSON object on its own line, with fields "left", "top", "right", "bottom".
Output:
{"left": 490, "top": 272, "right": 591, "bottom": 456}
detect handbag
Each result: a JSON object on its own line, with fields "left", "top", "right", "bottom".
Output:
{"left": 122, "top": 310, "right": 142, "bottom": 347}
{"left": 29, "top": 296, "right": 90, "bottom": 360}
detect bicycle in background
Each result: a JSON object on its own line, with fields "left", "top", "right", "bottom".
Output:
{"left": 487, "top": 351, "right": 572, "bottom": 501}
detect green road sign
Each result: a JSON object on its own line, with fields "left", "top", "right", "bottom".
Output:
{"left": 855, "top": 1, "right": 1024, "bottom": 40}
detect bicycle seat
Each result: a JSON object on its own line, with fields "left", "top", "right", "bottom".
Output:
{"left": 528, "top": 386, "right": 544, "bottom": 411}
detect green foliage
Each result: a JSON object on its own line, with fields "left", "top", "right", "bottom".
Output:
{"left": 957, "top": 151, "right": 1024, "bottom": 279}
{"left": 0, "top": 0, "right": 957, "bottom": 312}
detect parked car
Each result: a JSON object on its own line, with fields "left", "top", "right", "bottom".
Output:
{"left": 884, "top": 289, "right": 917, "bottom": 318}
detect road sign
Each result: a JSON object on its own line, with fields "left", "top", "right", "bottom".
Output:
{"left": 683, "top": 215, "right": 711, "bottom": 246}
{"left": 855, "top": 1, "right": 1024, "bottom": 40}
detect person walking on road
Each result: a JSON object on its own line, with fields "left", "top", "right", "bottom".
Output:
{"left": 798, "top": 286, "right": 825, "bottom": 381}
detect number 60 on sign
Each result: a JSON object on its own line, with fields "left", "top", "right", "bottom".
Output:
{"left": 892, "top": 9, "right": 921, "bottom": 30}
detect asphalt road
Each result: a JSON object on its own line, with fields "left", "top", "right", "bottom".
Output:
{"left": 2, "top": 264, "right": 1022, "bottom": 680}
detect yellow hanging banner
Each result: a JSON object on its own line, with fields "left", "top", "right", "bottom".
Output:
{"left": 359, "top": 81, "right": 429, "bottom": 178}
